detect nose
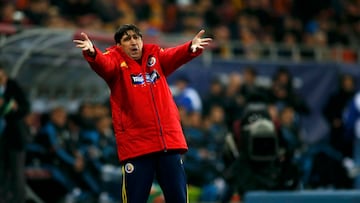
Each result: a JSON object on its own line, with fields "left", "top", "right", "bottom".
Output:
{"left": 130, "top": 37, "right": 137, "bottom": 44}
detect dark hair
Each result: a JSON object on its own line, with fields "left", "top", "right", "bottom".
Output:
{"left": 114, "top": 24, "right": 142, "bottom": 44}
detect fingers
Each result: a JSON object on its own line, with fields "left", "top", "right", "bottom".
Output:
{"left": 201, "top": 38, "right": 212, "bottom": 43}
{"left": 191, "top": 32, "right": 212, "bottom": 52}
{"left": 199, "top": 39, "right": 212, "bottom": 46}
{"left": 74, "top": 43, "right": 89, "bottom": 51}
{"left": 72, "top": 32, "right": 91, "bottom": 44}
{"left": 73, "top": 40, "right": 87, "bottom": 48}
{"left": 75, "top": 43, "right": 88, "bottom": 49}
{"left": 73, "top": 32, "right": 94, "bottom": 53}
{"left": 73, "top": 39, "right": 84, "bottom": 44}
{"left": 197, "top": 39, "right": 211, "bottom": 47}
{"left": 81, "top": 32, "right": 91, "bottom": 41}
{"left": 194, "top": 29, "right": 205, "bottom": 39}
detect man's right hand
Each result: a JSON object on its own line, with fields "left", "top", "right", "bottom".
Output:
{"left": 73, "top": 32, "right": 95, "bottom": 55}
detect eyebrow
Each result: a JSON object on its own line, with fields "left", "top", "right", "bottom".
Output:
{"left": 122, "top": 33, "right": 140, "bottom": 41}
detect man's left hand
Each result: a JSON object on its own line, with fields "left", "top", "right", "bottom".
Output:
{"left": 191, "top": 30, "right": 212, "bottom": 53}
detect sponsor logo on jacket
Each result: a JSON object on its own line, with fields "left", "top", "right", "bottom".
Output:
{"left": 131, "top": 70, "right": 160, "bottom": 85}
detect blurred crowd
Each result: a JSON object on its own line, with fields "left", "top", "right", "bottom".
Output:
{"left": 16, "top": 64, "right": 359, "bottom": 203}
{"left": 24, "top": 101, "right": 120, "bottom": 202}
{"left": 2, "top": 0, "right": 360, "bottom": 60}
{"left": 1, "top": 0, "right": 360, "bottom": 202}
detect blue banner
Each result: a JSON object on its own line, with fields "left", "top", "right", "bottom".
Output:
{"left": 168, "top": 59, "right": 360, "bottom": 144}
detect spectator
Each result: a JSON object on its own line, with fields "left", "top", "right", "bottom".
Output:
{"left": 36, "top": 106, "right": 100, "bottom": 200}
{"left": 0, "top": 2, "right": 28, "bottom": 25}
{"left": 269, "top": 67, "right": 310, "bottom": 114}
{"left": 342, "top": 91, "right": 360, "bottom": 189}
{"left": 0, "top": 62, "right": 30, "bottom": 203}
{"left": 223, "top": 71, "right": 244, "bottom": 129}
{"left": 271, "top": 66, "right": 294, "bottom": 95}
{"left": 212, "top": 25, "right": 234, "bottom": 59}
{"left": 182, "top": 111, "right": 209, "bottom": 187}
{"left": 278, "top": 105, "right": 304, "bottom": 159}
{"left": 323, "top": 73, "right": 356, "bottom": 158}
{"left": 239, "top": 65, "right": 263, "bottom": 101}
{"left": 2, "top": 0, "right": 360, "bottom": 62}
{"left": 78, "top": 114, "right": 118, "bottom": 199}
{"left": 23, "top": 0, "right": 50, "bottom": 25}
{"left": 172, "top": 75, "right": 203, "bottom": 113}
{"left": 201, "top": 104, "right": 228, "bottom": 202}
{"left": 202, "top": 76, "right": 226, "bottom": 116}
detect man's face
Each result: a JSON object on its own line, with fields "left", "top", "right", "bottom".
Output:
{"left": 118, "top": 30, "right": 143, "bottom": 60}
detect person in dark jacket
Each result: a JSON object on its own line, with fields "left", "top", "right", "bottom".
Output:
{"left": 73, "top": 24, "right": 212, "bottom": 203}
{"left": 0, "top": 63, "right": 30, "bottom": 203}
{"left": 323, "top": 73, "right": 356, "bottom": 158}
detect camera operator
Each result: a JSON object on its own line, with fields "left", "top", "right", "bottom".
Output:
{"left": 222, "top": 92, "right": 300, "bottom": 202}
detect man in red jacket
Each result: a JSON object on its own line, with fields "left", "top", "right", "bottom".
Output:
{"left": 73, "top": 24, "right": 212, "bottom": 203}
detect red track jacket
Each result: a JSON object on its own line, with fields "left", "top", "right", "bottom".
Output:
{"left": 83, "top": 41, "right": 202, "bottom": 161}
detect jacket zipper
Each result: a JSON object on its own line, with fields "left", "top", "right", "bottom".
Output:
{"left": 148, "top": 77, "right": 167, "bottom": 152}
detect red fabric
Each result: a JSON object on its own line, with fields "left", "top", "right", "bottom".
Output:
{"left": 83, "top": 42, "right": 202, "bottom": 161}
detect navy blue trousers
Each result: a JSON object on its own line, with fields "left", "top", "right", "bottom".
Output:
{"left": 121, "top": 151, "right": 187, "bottom": 203}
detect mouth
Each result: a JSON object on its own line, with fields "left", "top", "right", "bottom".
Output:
{"left": 122, "top": 43, "right": 142, "bottom": 59}
{"left": 128, "top": 46, "right": 141, "bottom": 59}
{"left": 131, "top": 47, "right": 138, "bottom": 52}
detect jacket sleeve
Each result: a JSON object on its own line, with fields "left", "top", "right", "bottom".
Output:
{"left": 83, "top": 46, "right": 118, "bottom": 83}
{"left": 158, "top": 41, "right": 203, "bottom": 76}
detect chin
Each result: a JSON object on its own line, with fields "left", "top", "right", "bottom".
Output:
{"left": 132, "top": 55, "right": 141, "bottom": 60}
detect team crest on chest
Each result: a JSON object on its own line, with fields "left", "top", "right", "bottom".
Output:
{"left": 147, "top": 56, "right": 156, "bottom": 67}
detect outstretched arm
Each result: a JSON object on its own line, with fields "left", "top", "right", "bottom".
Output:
{"left": 73, "top": 32, "right": 118, "bottom": 82}
{"left": 159, "top": 29, "right": 212, "bottom": 76}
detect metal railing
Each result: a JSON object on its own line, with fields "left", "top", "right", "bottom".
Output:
{"left": 1, "top": 24, "right": 360, "bottom": 67}
{"left": 0, "top": 24, "right": 359, "bottom": 107}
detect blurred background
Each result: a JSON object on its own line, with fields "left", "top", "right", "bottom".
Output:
{"left": 1, "top": 0, "right": 360, "bottom": 203}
